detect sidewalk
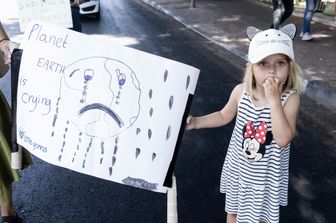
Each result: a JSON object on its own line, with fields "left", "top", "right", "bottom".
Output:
{"left": 141, "top": 0, "right": 336, "bottom": 111}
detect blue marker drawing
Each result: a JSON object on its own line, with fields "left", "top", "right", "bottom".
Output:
{"left": 78, "top": 103, "right": 124, "bottom": 128}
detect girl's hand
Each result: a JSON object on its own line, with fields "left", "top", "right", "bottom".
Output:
{"left": 0, "top": 39, "right": 11, "bottom": 64}
{"left": 263, "top": 75, "right": 284, "bottom": 106}
{"left": 185, "top": 115, "right": 195, "bottom": 131}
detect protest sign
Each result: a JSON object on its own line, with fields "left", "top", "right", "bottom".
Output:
{"left": 16, "top": 0, "right": 73, "bottom": 32}
{"left": 17, "top": 20, "right": 199, "bottom": 193}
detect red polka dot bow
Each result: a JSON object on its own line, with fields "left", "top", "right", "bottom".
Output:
{"left": 244, "top": 121, "right": 267, "bottom": 144}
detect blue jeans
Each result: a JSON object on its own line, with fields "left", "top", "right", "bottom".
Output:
{"left": 302, "top": 0, "right": 315, "bottom": 33}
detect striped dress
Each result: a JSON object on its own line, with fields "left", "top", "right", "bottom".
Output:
{"left": 220, "top": 89, "right": 294, "bottom": 223}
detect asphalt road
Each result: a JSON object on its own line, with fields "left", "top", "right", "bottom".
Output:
{"left": 2, "top": 0, "right": 335, "bottom": 222}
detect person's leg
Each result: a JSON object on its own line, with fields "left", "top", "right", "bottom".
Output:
{"left": 0, "top": 184, "right": 15, "bottom": 216}
{"left": 0, "top": 184, "right": 22, "bottom": 223}
{"left": 71, "top": 4, "right": 82, "bottom": 32}
{"left": 271, "top": 0, "right": 280, "bottom": 28}
{"left": 227, "top": 213, "right": 237, "bottom": 223}
{"left": 0, "top": 184, "right": 19, "bottom": 223}
{"left": 280, "top": 0, "right": 294, "bottom": 24}
{"left": 272, "top": 0, "right": 279, "bottom": 11}
{"left": 302, "top": 0, "right": 315, "bottom": 33}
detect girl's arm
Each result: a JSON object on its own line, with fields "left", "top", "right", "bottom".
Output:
{"left": 0, "top": 21, "right": 11, "bottom": 65}
{"left": 269, "top": 93, "right": 300, "bottom": 147}
{"left": 264, "top": 77, "right": 300, "bottom": 147}
{"left": 186, "top": 83, "right": 243, "bottom": 130}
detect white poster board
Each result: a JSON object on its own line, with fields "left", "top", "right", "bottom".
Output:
{"left": 17, "top": 21, "right": 199, "bottom": 193}
{"left": 16, "top": 0, "right": 73, "bottom": 32}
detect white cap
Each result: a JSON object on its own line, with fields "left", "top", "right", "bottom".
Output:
{"left": 248, "top": 28, "right": 294, "bottom": 63}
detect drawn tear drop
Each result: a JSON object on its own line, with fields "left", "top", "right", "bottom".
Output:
{"left": 169, "top": 96, "right": 174, "bottom": 110}
{"left": 84, "top": 69, "right": 94, "bottom": 81}
{"left": 136, "top": 148, "right": 141, "bottom": 159}
{"left": 186, "top": 75, "right": 190, "bottom": 90}
{"left": 118, "top": 75, "right": 126, "bottom": 86}
{"left": 164, "top": 70, "right": 168, "bottom": 82}
{"left": 113, "top": 145, "right": 118, "bottom": 154}
{"left": 149, "top": 108, "right": 153, "bottom": 117}
{"left": 116, "top": 69, "right": 126, "bottom": 86}
{"left": 149, "top": 89, "right": 153, "bottom": 99}
{"left": 148, "top": 129, "right": 152, "bottom": 140}
{"left": 109, "top": 167, "right": 113, "bottom": 176}
{"left": 166, "top": 125, "right": 171, "bottom": 140}
{"left": 152, "top": 153, "right": 156, "bottom": 161}
{"left": 136, "top": 128, "right": 141, "bottom": 135}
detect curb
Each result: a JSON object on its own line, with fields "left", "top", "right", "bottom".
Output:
{"left": 141, "top": 0, "right": 336, "bottom": 111}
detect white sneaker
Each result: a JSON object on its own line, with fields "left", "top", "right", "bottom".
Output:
{"left": 299, "top": 32, "right": 304, "bottom": 37}
{"left": 302, "top": 32, "right": 313, "bottom": 41}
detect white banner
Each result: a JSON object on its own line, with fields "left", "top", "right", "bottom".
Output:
{"left": 16, "top": 0, "right": 73, "bottom": 32}
{"left": 17, "top": 21, "right": 199, "bottom": 193}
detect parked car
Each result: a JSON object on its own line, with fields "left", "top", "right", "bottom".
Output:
{"left": 79, "top": 0, "right": 100, "bottom": 19}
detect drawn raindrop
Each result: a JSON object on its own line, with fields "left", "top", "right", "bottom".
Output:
{"left": 149, "top": 89, "right": 153, "bottom": 99}
{"left": 99, "top": 141, "right": 105, "bottom": 164}
{"left": 152, "top": 153, "right": 157, "bottom": 161}
{"left": 58, "top": 121, "right": 69, "bottom": 161}
{"left": 164, "top": 69, "right": 168, "bottom": 82}
{"left": 166, "top": 125, "right": 171, "bottom": 140}
{"left": 186, "top": 75, "right": 190, "bottom": 90}
{"left": 51, "top": 97, "right": 61, "bottom": 137}
{"left": 113, "top": 145, "right": 118, "bottom": 154}
{"left": 149, "top": 107, "right": 153, "bottom": 117}
{"left": 136, "top": 128, "right": 141, "bottom": 135}
{"left": 135, "top": 148, "right": 141, "bottom": 159}
{"left": 169, "top": 96, "right": 174, "bottom": 110}
{"left": 112, "top": 156, "right": 116, "bottom": 166}
{"left": 148, "top": 129, "right": 152, "bottom": 140}
{"left": 101, "top": 141, "right": 105, "bottom": 155}
{"left": 72, "top": 132, "right": 83, "bottom": 163}
{"left": 82, "top": 137, "right": 93, "bottom": 168}
{"left": 110, "top": 136, "right": 120, "bottom": 176}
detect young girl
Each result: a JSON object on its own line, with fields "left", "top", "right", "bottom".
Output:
{"left": 0, "top": 21, "right": 32, "bottom": 223}
{"left": 186, "top": 24, "right": 302, "bottom": 223}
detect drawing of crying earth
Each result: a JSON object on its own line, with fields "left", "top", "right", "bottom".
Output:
{"left": 50, "top": 57, "right": 190, "bottom": 191}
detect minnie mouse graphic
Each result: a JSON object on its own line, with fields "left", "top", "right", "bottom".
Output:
{"left": 242, "top": 121, "right": 273, "bottom": 163}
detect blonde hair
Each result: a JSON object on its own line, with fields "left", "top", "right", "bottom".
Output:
{"left": 243, "top": 59, "right": 303, "bottom": 97}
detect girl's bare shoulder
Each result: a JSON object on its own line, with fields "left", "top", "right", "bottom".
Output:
{"left": 231, "top": 83, "right": 245, "bottom": 99}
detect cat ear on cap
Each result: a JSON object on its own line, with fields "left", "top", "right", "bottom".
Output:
{"left": 279, "top": 23, "right": 296, "bottom": 40}
{"left": 246, "top": 26, "right": 261, "bottom": 41}
{"left": 246, "top": 23, "right": 296, "bottom": 41}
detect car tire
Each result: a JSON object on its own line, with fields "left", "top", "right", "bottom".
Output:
{"left": 95, "top": 10, "right": 100, "bottom": 19}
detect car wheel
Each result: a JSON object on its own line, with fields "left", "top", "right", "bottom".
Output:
{"left": 95, "top": 11, "right": 100, "bottom": 19}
